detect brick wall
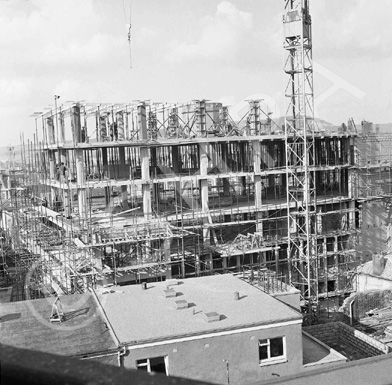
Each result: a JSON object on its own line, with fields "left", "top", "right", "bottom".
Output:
{"left": 304, "top": 322, "right": 390, "bottom": 359}
{"left": 304, "top": 323, "right": 337, "bottom": 348}
{"left": 340, "top": 290, "right": 392, "bottom": 321}
{"left": 337, "top": 322, "right": 390, "bottom": 355}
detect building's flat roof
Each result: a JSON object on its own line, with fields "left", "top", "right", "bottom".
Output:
{"left": 0, "top": 293, "right": 117, "bottom": 356}
{"left": 97, "top": 274, "right": 302, "bottom": 344}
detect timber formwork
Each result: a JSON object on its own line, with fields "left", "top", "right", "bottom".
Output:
{"left": 1, "top": 99, "right": 360, "bottom": 300}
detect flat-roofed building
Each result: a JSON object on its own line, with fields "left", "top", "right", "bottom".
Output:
{"left": 96, "top": 274, "right": 345, "bottom": 384}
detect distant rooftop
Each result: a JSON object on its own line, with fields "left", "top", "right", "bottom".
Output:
{"left": 96, "top": 274, "right": 302, "bottom": 345}
{"left": 0, "top": 292, "right": 117, "bottom": 356}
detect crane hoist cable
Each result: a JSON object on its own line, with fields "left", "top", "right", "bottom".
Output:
{"left": 122, "top": 0, "right": 132, "bottom": 69}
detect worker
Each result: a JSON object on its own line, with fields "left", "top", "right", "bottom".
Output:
{"left": 56, "top": 164, "right": 60, "bottom": 180}
{"left": 261, "top": 182, "right": 266, "bottom": 199}
{"left": 113, "top": 122, "right": 118, "bottom": 141}
{"left": 81, "top": 127, "right": 86, "bottom": 142}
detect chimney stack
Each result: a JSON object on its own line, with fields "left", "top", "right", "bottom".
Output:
{"left": 372, "top": 254, "right": 386, "bottom": 276}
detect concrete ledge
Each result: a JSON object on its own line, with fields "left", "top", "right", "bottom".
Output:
{"left": 257, "top": 352, "right": 392, "bottom": 385}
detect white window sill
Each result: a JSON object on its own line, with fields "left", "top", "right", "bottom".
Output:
{"left": 259, "top": 358, "right": 287, "bottom": 367}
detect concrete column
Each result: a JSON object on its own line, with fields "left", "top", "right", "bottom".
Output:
{"left": 168, "top": 107, "right": 179, "bottom": 138}
{"left": 219, "top": 106, "right": 229, "bottom": 135}
{"left": 199, "top": 143, "right": 210, "bottom": 245}
{"left": 249, "top": 100, "right": 260, "bottom": 135}
{"left": 221, "top": 142, "right": 229, "bottom": 174}
{"left": 316, "top": 208, "right": 323, "bottom": 235}
{"left": 64, "top": 190, "right": 72, "bottom": 219}
{"left": 222, "top": 256, "right": 228, "bottom": 272}
{"left": 102, "top": 148, "right": 108, "bottom": 179}
{"left": 116, "top": 111, "right": 125, "bottom": 140}
{"left": 348, "top": 170, "right": 356, "bottom": 199}
{"left": 195, "top": 100, "right": 206, "bottom": 137}
{"left": 118, "top": 147, "right": 128, "bottom": 208}
{"left": 71, "top": 104, "right": 82, "bottom": 144}
{"left": 164, "top": 238, "right": 172, "bottom": 279}
{"left": 47, "top": 117, "right": 55, "bottom": 144}
{"left": 121, "top": 185, "right": 128, "bottom": 208}
{"left": 195, "top": 254, "right": 201, "bottom": 277}
{"left": 323, "top": 237, "right": 328, "bottom": 293}
{"left": 274, "top": 248, "right": 279, "bottom": 274}
{"left": 49, "top": 150, "right": 56, "bottom": 180}
{"left": 139, "top": 104, "right": 152, "bottom": 219}
{"left": 75, "top": 149, "right": 87, "bottom": 221}
{"left": 334, "top": 236, "right": 339, "bottom": 291}
{"left": 253, "top": 140, "right": 263, "bottom": 233}
{"left": 59, "top": 112, "right": 65, "bottom": 143}
{"left": 172, "top": 146, "right": 183, "bottom": 206}
{"left": 141, "top": 148, "right": 151, "bottom": 219}
{"left": 48, "top": 150, "right": 57, "bottom": 207}
{"left": 101, "top": 147, "right": 111, "bottom": 210}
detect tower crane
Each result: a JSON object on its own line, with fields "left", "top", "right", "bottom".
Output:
{"left": 283, "top": 0, "right": 318, "bottom": 320}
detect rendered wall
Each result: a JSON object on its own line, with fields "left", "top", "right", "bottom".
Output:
{"left": 123, "top": 323, "right": 303, "bottom": 385}
{"left": 357, "top": 274, "right": 392, "bottom": 292}
{"left": 358, "top": 201, "right": 390, "bottom": 262}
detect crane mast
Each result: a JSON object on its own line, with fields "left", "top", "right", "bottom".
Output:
{"left": 283, "top": 0, "right": 318, "bottom": 307}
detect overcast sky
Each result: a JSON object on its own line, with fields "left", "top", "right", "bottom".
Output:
{"left": 1, "top": 0, "right": 391, "bottom": 145}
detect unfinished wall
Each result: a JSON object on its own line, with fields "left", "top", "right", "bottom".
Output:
{"left": 340, "top": 289, "right": 392, "bottom": 321}
{"left": 304, "top": 322, "right": 389, "bottom": 360}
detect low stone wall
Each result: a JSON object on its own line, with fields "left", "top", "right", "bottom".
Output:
{"left": 304, "top": 322, "right": 390, "bottom": 360}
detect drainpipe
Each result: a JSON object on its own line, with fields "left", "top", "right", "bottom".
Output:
{"left": 350, "top": 300, "right": 355, "bottom": 325}
{"left": 118, "top": 346, "right": 127, "bottom": 367}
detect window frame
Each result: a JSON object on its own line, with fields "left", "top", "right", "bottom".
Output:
{"left": 136, "top": 356, "right": 169, "bottom": 376}
{"left": 258, "top": 336, "right": 286, "bottom": 366}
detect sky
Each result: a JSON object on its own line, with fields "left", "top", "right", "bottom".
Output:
{"left": 1, "top": 0, "right": 391, "bottom": 145}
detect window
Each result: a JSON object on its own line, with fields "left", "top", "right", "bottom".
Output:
{"left": 136, "top": 356, "right": 168, "bottom": 375}
{"left": 258, "top": 337, "right": 286, "bottom": 365}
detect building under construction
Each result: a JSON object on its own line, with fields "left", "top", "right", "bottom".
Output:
{"left": 0, "top": 98, "right": 359, "bottom": 301}
{"left": 0, "top": 0, "right": 391, "bottom": 309}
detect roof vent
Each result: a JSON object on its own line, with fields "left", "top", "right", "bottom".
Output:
{"left": 167, "top": 281, "right": 179, "bottom": 288}
{"left": 234, "top": 291, "right": 240, "bottom": 301}
{"left": 204, "top": 312, "right": 221, "bottom": 323}
{"left": 175, "top": 300, "right": 189, "bottom": 310}
{"left": 164, "top": 289, "right": 177, "bottom": 298}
